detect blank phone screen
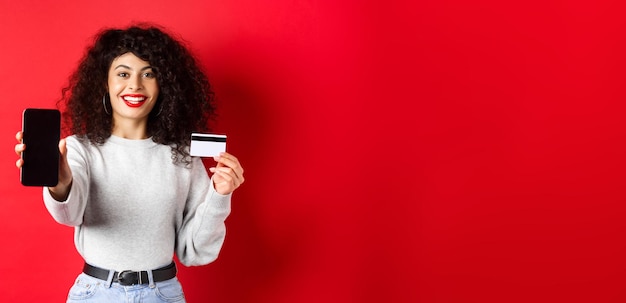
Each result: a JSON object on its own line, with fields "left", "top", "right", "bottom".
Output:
{"left": 21, "top": 108, "right": 61, "bottom": 186}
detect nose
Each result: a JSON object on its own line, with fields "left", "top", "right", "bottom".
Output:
{"left": 128, "top": 74, "right": 143, "bottom": 91}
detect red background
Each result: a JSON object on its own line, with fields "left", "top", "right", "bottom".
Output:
{"left": 1, "top": 0, "right": 626, "bottom": 302}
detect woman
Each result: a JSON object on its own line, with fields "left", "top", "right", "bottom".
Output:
{"left": 14, "top": 24, "right": 244, "bottom": 302}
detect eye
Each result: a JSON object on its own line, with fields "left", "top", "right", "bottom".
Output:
{"left": 143, "top": 72, "right": 156, "bottom": 79}
{"left": 117, "top": 72, "right": 129, "bottom": 78}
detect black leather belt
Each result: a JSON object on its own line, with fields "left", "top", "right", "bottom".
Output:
{"left": 83, "top": 262, "right": 177, "bottom": 286}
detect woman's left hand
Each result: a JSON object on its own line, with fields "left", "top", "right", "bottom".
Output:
{"left": 210, "top": 152, "right": 245, "bottom": 195}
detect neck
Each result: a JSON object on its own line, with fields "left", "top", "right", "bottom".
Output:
{"left": 111, "top": 117, "right": 149, "bottom": 139}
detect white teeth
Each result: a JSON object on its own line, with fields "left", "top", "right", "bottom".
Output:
{"left": 123, "top": 96, "right": 146, "bottom": 102}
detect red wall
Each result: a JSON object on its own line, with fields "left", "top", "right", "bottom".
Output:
{"left": 2, "top": 0, "right": 626, "bottom": 302}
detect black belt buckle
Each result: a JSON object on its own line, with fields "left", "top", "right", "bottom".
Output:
{"left": 117, "top": 270, "right": 141, "bottom": 286}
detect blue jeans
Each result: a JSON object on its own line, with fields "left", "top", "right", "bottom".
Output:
{"left": 66, "top": 273, "right": 186, "bottom": 303}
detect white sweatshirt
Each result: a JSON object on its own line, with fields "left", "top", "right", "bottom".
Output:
{"left": 43, "top": 135, "right": 231, "bottom": 271}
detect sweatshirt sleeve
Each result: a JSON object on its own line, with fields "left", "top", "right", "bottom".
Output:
{"left": 176, "top": 157, "right": 232, "bottom": 266}
{"left": 42, "top": 136, "right": 90, "bottom": 226}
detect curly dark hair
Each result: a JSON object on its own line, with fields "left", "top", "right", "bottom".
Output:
{"left": 58, "top": 24, "right": 215, "bottom": 165}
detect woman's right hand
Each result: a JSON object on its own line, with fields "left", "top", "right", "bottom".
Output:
{"left": 15, "top": 131, "right": 73, "bottom": 201}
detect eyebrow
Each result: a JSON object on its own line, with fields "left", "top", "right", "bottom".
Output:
{"left": 114, "top": 64, "right": 154, "bottom": 71}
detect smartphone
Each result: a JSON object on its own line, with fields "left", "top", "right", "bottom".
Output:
{"left": 20, "top": 108, "right": 61, "bottom": 186}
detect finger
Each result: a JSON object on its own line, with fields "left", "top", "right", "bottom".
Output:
{"left": 213, "top": 167, "right": 242, "bottom": 188}
{"left": 15, "top": 131, "right": 25, "bottom": 156}
{"left": 15, "top": 143, "right": 25, "bottom": 156}
{"left": 213, "top": 152, "right": 239, "bottom": 166}
{"left": 215, "top": 165, "right": 244, "bottom": 185}
{"left": 56, "top": 138, "right": 73, "bottom": 187}
{"left": 15, "top": 158, "right": 23, "bottom": 169}
{"left": 212, "top": 167, "right": 235, "bottom": 181}
{"left": 209, "top": 167, "right": 218, "bottom": 175}
{"left": 213, "top": 153, "right": 244, "bottom": 176}
{"left": 59, "top": 138, "right": 67, "bottom": 157}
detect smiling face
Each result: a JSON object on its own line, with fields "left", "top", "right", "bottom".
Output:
{"left": 107, "top": 52, "right": 160, "bottom": 126}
